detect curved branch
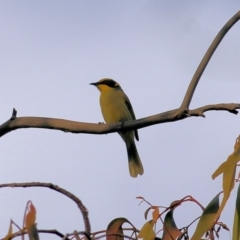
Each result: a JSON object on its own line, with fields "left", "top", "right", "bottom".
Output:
{"left": 0, "top": 103, "right": 239, "bottom": 137}
{"left": 1, "top": 12, "right": 240, "bottom": 138}
{"left": 179, "top": 10, "right": 240, "bottom": 112}
{"left": 0, "top": 182, "right": 91, "bottom": 235}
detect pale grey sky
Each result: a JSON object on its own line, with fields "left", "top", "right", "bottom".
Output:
{"left": 0, "top": 1, "right": 240, "bottom": 239}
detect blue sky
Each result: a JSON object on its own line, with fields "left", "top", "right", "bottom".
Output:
{"left": 0, "top": 1, "right": 240, "bottom": 239}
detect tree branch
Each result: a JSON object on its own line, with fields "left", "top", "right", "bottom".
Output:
{"left": 0, "top": 103, "right": 239, "bottom": 138}
{"left": 0, "top": 12, "right": 239, "bottom": 138}
{"left": 0, "top": 182, "right": 91, "bottom": 235}
{"left": 179, "top": 10, "right": 240, "bottom": 114}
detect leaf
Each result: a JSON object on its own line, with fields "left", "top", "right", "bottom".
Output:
{"left": 27, "top": 224, "right": 39, "bottom": 240}
{"left": 25, "top": 202, "right": 39, "bottom": 240}
{"left": 211, "top": 136, "right": 240, "bottom": 221}
{"left": 169, "top": 200, "right": 181, "bottom": 208}
{"left": 234, "top": 135, "right": 240, "bottom": 153}
{"left": 191, "top": 192, "right": 221, "bottom": 240}
{"left": 144, "top": 207, "right": 152, "bottom": 220}
{"left": 212, "top": 136, "right": 240, "bottom": 180}
{"left": 138, "top": 220, "right": 155, "bottom": 240}
{"left": 232, "top": 184, "right": 240, "bottom": 240}
{"left": 152, "top": 207, "right": 159, "bottom": 223}
{"left": 218, "top": 163, "right": 236, "bottom": 217}
{"left": 162, "top": 210, "right": 181, "bottom": 240}
{"left": 106, "top": 217, "right": 132, "bottom": 240}
{"left": 4, "top": 220, "right": 13, "bottom": 240}
{"left": 212, "top": 136, "right": 240, "bottom": 219}
{"left": 25, "top": 202, "right": 36, "bottom": 230}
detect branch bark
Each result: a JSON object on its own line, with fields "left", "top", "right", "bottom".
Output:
{"left": 179, "top": 10, "right": 240, "bottom": 114}
{"left": 0, "top": 11, "right": 239, "bottom": 240}
{"left": 0, "top": 12, "right": 239, "bottom": 137}
{"left": 0, "top": 103, "right": 239, "bottom": 138}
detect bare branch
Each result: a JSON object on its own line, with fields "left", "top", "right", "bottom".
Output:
{"left": 0, "top": 182, "right": 91, "bottom": 235}
{"left": 38, "top": 229, "right": 70, "bottom": 239}
{"left": 189, "top": 103, "right": 240, "bottom": 117}
{"left": 179, "top": 10, "right": 240, "bottom": 113}
{"left": 0, "top": 103, "right": 239, "bottom": 138}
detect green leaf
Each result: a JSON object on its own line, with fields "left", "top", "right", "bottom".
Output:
{"left": 27, "top": 224, "right": 39, "bottom": 240}
{"left": 138, "top": 220, "right": 155, "bottom": 240}
{"left": 106, "top": 218, "right": 132, "bottom": 240}
{"left": 191, "top": 192, "right": 221, "bottom": 240}
{"left": 218, "top": 164, "right": 236, "bottom": 218}
{"left": 162, "top": 210, "right": 181, "bottom": 240}
{"left": 212, "top": 136, "right": 240, "bottom": 216}
{"left": 232, "top": 184, "right": 240, "bottom": 240}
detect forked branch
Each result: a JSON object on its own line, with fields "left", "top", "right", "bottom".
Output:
{"left": 0, "top": 103, "right": 239, "bottom": 138}
{"left": 179, "top": 10, "right": 240, "bottom": 114}
{"left": 0, "top": 11, "right": 239, "bottom": 137}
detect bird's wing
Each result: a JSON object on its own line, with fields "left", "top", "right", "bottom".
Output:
{"left": 124, "top": 94, "right": 139, "bottom": 141}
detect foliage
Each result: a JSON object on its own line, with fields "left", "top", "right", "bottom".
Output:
{"left": 3, "top": 201, "right": 39, "bottom": 240}
{"left": 2, "top": 135, "right": 240, "bottom": 240}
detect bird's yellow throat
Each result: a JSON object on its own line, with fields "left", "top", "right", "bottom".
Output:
{"left": 96, "top": 84, "right": 113, "bottom": 92}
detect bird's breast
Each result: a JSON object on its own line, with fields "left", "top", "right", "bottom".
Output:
{"left": 100, "top": 90, "right": 132, "bottom": 124}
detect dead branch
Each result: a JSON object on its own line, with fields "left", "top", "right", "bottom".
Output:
{"left": 179, "top": 10, "right": 240, "bottom": 114}
{"left": 0, "top": 12, "right": 239, "bottom": 138}
{"left": 0, "top": 103, "right": 239, "bottom": 138}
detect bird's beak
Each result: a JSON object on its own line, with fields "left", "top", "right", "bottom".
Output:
{"left": 90, "top": 82, "right": 98, "bottom": 86}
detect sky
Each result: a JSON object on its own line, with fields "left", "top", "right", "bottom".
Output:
{"left": 0, "top": 1, "right": 240, "bottom": 239}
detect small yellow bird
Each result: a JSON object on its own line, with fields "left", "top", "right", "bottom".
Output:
{"left": 90, "top": 78, "right": 144, "bottom": 177}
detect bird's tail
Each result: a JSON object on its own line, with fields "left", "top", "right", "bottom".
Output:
{"left": 126, "top": 141, "right": 144, "bottom": 178}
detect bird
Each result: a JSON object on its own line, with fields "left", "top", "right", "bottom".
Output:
{"left": 90, "top": 78, "right": 144, "bottom": 177}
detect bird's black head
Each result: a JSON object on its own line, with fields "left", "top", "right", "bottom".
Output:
{"left": 90, "top": 78, "right": 121, "bottom": 89}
